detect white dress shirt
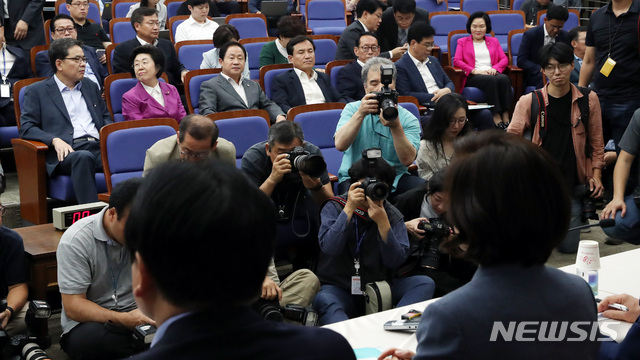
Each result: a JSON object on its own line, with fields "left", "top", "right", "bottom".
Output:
{"left": 174, "top": 16, "right": 219, "bottom": 43}
{"left": 275, "top": 39, "right": 288, "bottom": 61}
{"left": 136, "top": 36, "right": 159, "bottom": 47}
{"left": 142, "top": 81, "right": 165, "bottom": 107}
{"left": 53, "top": 75, "right": 100, "bottom": 139}
{"left": 408, "top": 51, "right": 440, "bottom": 93}
{"left": 543, "top": 24, "right": 555, "bottom": 46}
{"left": 293, "top": 67, "right": 325, "bottom": 105}
{"left": 0, "top": 46, "right": 16, "bottom": 88}
{"left": 220, "top": 73, "right": 248, "bottom": 107}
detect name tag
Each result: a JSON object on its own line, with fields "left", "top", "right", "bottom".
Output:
{"left": 600, "top": 57, "right": 616, "bottom": 77}
{"left": 0, "top": 83, "right": 10, "bottom": 98}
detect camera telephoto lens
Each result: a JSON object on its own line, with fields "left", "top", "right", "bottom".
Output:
{"left": 380, "top": 99, "right": 398, "bottom": 120}
{"left": 294, "top": 154, "right": 327, "bottom": 178}
{"left": 22, "top": 343, "right": 51, "bottom": 360}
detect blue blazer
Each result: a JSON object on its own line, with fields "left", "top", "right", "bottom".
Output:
{"left": 518, "top": 25, "right": 569, "bottom": 88}
{"left": 396, "top": 53, "right": 455, "bottom": 105}
{"left": 271, "top": 69, "right": 346, "bottom": 113}
{"left": 19, "top": 77, "right": 112, "bottom": 175}
{"left": 35, "top": 45, "right": 108, "bottom": 87}
{"left": 337, "top": 60, "right": 364, "bottom": 103}
{"left": 413, "top": 264, "right": 600, "bottom": 360}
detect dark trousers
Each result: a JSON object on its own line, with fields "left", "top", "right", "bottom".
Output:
{"left": 54, "top": 140, "right": 102, "bottom": 204}
{"left": 60, "top": 322, "right": 142, "bottom": 360}
{"left": 0, "top": 101, "right": 16, "bottom": 127}
{"left": 466, "top": 74, "right": 512, "bottom": 114}
{"left": 421, "top": 108, "right": 494, "bottom": 132}
{"left": 599, "top": 100, "right": 640, "bottom": 152}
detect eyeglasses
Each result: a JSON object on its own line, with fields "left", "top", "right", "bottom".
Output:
{"left": 360, "top": 45, "right": 380, "bottom": 52}
{"left": 418, "top": 42, "right": 435, "bottom": 49}
{"left": 543, "top": 63, "right": 571, "bottom": 73}
{"left": 132, "top": 59, "right": 153, "bottom": 69}
{"left": 449, "top": 117, "right": 468, "bottom": 125}
{"left": 55, "top": 27, "right": 76, "bottom": 34}
{"left": 70, "top": 2, "right": 89, "bottom": 8}
{"left": 180, "top": 149, "right": 210, "bottom": 159}
{"left": 64, "top": 56, "right": 88, "bottom": 64}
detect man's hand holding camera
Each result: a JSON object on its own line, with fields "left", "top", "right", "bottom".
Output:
{"left": 344, "top": 182, "right": 366, "bottom": 220}
{"left": 0, "top": 306, "right": 11, "bottom": 329}
{"left": 405, "top": 218, "right": 428, "bottom": 239}
{"left": 367, "top": 197, "right": 391, "bottom": 242}
{"left": 267, "top": 153, "right": 292, "bottom": 186}
{"left": 261, "top": 277, "right": 283, "bottom": 301}
{"left": 356, "top": 93, "right": 381, "bottom": 118}
{"left": 115, "top": 308, "right": 156, "bottom": 330}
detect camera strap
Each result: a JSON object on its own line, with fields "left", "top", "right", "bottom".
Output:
{"left": 325, "top": 196, "right": 369, "bottom": 220}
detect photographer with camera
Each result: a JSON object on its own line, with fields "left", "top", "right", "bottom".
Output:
{"left": 508, "top": 42, "right": 605, "bottom": 254}
{"left": 57, "top": 178, "right": 155, "bottom": 360}
{"left": 335, "top": 57, "right": 423, "bottom": 200}
{"left": 313, "top": 153, "right": 434, "bottom": 325}
{"left": 0, "top": 202, "right": 28, "bottom": 337}
{"left": 393, "top": 170, "right": 476, "bottom": 297}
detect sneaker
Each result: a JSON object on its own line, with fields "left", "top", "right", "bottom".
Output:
{"left": 495, "top": 122, "right": 508, "bottom": 131}
{"left": 605, "top": 237, "right": 624, "bottom": 245}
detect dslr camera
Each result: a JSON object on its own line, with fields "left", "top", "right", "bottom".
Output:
{"left": 286, "top": 146, "right": 327, "bottom": 178}
{"left": 0, "top": 300, "right": 52, "bottom": 360}
{"left": 417, "top": 218, "right": 452, "bottom": 270}
{"left": 581, "top": 184, "right": 600, "bottom": 223}
{"left": 359, "top": 148, "right": 389, "bottom": 201}
{"left": 256, "top": 300, "right": 317, "bottom": 326}
{"left": 372, "top": 64, "right": 399, "bottom": 120}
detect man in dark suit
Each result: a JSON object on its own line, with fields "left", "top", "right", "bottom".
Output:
{"left": 271, "top": 36, "right": 345, "bottom": 114}
{"left": 199, "top": 42, "right": 285, "bottom": 123}
{"left": 112, "top": 7, "right": 187, "bottom": 86}
{"left": 568, "top": 25, "right": 587, "bottom": 86}
{"left": 598, "top": 293, "right": 640, "bottom": 359}
{"left": 336, "top": 0, "right": 407, "bottom": 60}
{"left": 376, "top": 0, "right": 429, "bottom": 53}
{"left": 337, "top": 32, "right": 380, "bottom": 102}
{"left": 35, "top": 15, "right": 108, "bottom": 89}
{"left": 19, "top": 38, "right": 112, "bottom": 204}
{"left": 124, "top": 160, "right": 356, "bottom": 360}
{"left": 0, "top": 0, "right": 45, "bottom": 51}
{"left": 517, "top": 5, "right": 569, "bottom": 89}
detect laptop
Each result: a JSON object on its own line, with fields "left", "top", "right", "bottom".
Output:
{"left": 383, "top": 318, "right": 421, "bottom": 332}
{"left": 261, "top": 1, "right": 289, "bottom": 17}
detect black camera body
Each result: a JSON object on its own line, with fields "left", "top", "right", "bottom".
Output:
{"left": 0, "top": 300, "right": 52, "bottom": 360}
{"left": 256, "top": 299, "right": 317, "bottom": 326}
{"left": 286, "top": 146, "right": 327, "bottom": 178}
{"left": 132, "top": 323, "right": 157, "bottom": 350}
{"left": 372, "top": 64, "right": 399, "bottom": 120}
{"left": 359, "top": 148, "right": 389, "bottom": 201}
{"left": 417, "top": 218, "right": 452, "bottom": 270}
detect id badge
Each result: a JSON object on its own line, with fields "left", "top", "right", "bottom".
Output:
{"left": 0, "top": 83, "right": 10, "bottom": 98}
{"left": 600, "top": 57, "right": 616, "bottom": 77}
{"left": 351, "top": 276, "right": 363, "bottom": 295}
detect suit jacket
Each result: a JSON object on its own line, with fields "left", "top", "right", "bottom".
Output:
{"left": 19, "top": 77, "right": 112, "bottom": 175}
{"left": 122, "top": 81, "right": 187, "bottom": 122}
{"left": 142, "top": 135, "right": 236, "bottom": 176}
{"left": 396, "top": 53, "right": 455, "bottom": 104}
{"left": 112, "top": 38, "right": 186, "bottom": 86}
{"left": 0, "top": 0, "right": 45, "bottom": 50}
{"left": 600, "top": 320, "right": 640, "bottom": 360}
{"left": 413, "top": 264, "right": 600, "bottom": 360}
{"left": 336, "top": 60, "right": 364, "bottom": 103}
{"left": 518, "top": 25, "right": 569, "bottom": 88}
{"left": 127, "top": 307, "right": 356, "bottom": 360}
{"left": 199, "top": 75, "right": 284, "bottom": 123}
{"left": 570, "top": 56, "right": 581, "bottom": 86}
{"left": 453, "top": 35, "right": 509, "bottom": 89}
{"left": 35, "top": 45, "right": 108, "bottom": 87}
{"left": 259, "top": 40, "right": 288, "bottom": 68}
{"left": 376, "top": 7, "right": 430, "bottom": 52}
{"left": 0, "top": 45, "right": 33, "bottom": 108}
{"left": 271, "top": 69, "right": 346, "bottom": 113}
{"left": 336, "top": 21, "right": 392, "bottom": 60}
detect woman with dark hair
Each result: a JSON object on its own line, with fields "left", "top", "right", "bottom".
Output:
{"left": 453, "top": 11, "right": 512, "bottom": 129}
{"left": 259, "top": 16, "right": 307, "bottom": 67}
{"left": 122, "top": 45, "right": 186, "bottom": 122}
{"left": 200, "top": 24, "right": 251, "bottom": 79}
{"left": 126, "top": 0, "right": 168, "bottom": 30}
{"left": 416, "top": 93, "right": 470, "bottom": 181}
{"left": 378, "top": 131, "right": 599, "bottom": 360}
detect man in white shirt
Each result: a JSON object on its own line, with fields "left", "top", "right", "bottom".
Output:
{"left": 271, "top": 35, "right": 345, "bottom": 114}
{"left": 174, "top": 0, "right": 219, "bottom": 43}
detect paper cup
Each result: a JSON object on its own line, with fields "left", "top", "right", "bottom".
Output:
{"left": 575, "top": 240, "right": 600, "bottom": 270}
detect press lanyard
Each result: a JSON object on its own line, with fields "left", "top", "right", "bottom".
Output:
{"left": 1, "top": 46, "right": 7, "bottom": 84}
{"left": 102, "top": 241, "right": 124, "bottom": 310}
{"left": 354, "top": 217, "right": 367, "bottom": 274}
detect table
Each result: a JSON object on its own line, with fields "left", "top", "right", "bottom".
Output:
{"left": 16, "top": 224, "right": 64, "bottom": 300}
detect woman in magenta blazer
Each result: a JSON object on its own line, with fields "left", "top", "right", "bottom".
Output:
{"left": 453, "top": 11, "right": 512, "bottom": 129}
{"left": 122, "top": 45, "right": 186, "bottom": 123}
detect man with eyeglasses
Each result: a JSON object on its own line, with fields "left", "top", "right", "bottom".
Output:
{"left": 508, "top": 42, "right": 605, "bottom": 254}
{"left": 0, "top": 0, "right": 45, "bottom": 51}
{"left": 66, "top": 0, "right": 111, "bottom": 58}
{"left": 113, "top": 7, "right": 188, "bottom": 87}
{"left": 337, "top": 32, "right": 379, "bottom": 102}
{"left": 518, "top": 5, "right": 569, "bottom": 90}
{"left": 57, "top": 178, "right": 154, "bottom": 360}
{"left": 35, "top": 14, "right": 107, "bottom": 89}
{"left": 0, "top": 202, "right": 29, "bottom": 338}
{"left": 19, "top": 38, "right": 112, "bottom": 204}
{"left": 375, "top": 0, "right": 429, "bottom": 54}
{"left": 142, "top": 114, "right": 235, "bottom": 176}
{"left": 568, "top": 25, "right": 587, "bottom": 86}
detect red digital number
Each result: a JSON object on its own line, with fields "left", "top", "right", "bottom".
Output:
{"left": 72, "top": 211, "right": 82, "bottom": 224}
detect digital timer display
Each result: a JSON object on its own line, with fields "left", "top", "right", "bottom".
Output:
{"left": 53, "top": 202, "right": 108, "bottom": 230}
{"left": 64, "top": 208, "right": 103, "bottom": 227}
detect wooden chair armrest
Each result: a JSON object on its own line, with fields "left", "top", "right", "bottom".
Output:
{"left": 98, "top": 193, "right": 111, "bottom": 202}
{"left": 505, "top": 65, "right": 524, "bottom": 102}
{"left": 329, "top": 174, "right": 339, "bottom": 184}
{"left": 12, "top": 138, "right": 50, "bottom": 224}
{"left": 443, "top": 66, "right": 465, "bottom": 94}
{"left": 408, "top": 163, "right": 418, "bottom": 175}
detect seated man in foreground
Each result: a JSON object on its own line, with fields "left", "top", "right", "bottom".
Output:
{"left": 125, "top": 160, "right": 356, "bottom": 359}
{"left": 143, "top": 114, "right": 236, "bottom": 176}
{"left": 57, "top": 178, "right": 153, "bottom": 360}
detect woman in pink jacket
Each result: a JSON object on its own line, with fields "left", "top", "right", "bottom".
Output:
{"left": 453, "top": 11, "right": 512, "bottom": 129}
